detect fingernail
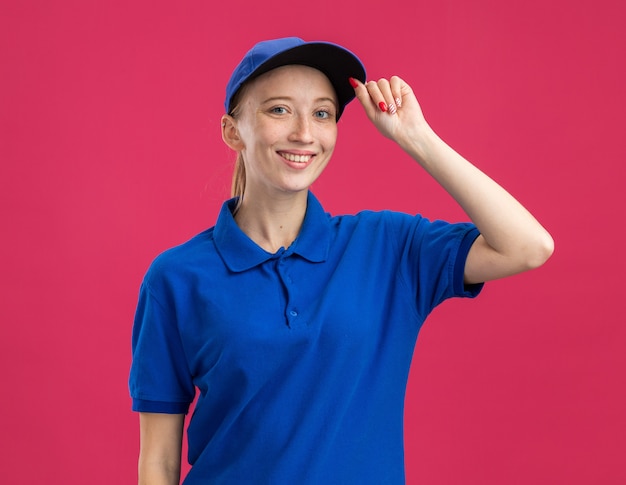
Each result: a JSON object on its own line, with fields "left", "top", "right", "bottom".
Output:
{"left": 349, "top": 77, "right": 359, "bottom": 88}
{"left": 388, "top": 103, "right": 397, "bottom": 115}
{"left": 395, "top": 97, "right": 402, "bottom": 108}
{"left": 378, "top": 101, "right": 387, "bottom": 112}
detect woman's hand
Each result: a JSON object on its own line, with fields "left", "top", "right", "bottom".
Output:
{"left": 351, "top": 76, "right": 431, "bottom": 154}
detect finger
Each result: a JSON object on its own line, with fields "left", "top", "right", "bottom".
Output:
{"left": 376, "top": 78, "right": 398, "bottom": 114}
{"left": 368, "top": 78, "right": 401, "bottom": 115}
{"left": 350, "top": 77, "right": 379, "bottom": 119}
{"left": 389, "top": 76, "right": 404, "bottom": 109}
{"left": 365, "top": 80, "right": 385, "bottom": 113}
{"left": 364, "top": 79, "right": 390, "bottom": 114}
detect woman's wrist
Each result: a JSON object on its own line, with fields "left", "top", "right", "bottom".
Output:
{"left": 395, "top": 122, "right": 440, "bottom": 168}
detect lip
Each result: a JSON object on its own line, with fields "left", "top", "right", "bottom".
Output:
{"left": 277, "top": 150, "right": 316, "bottom": 169}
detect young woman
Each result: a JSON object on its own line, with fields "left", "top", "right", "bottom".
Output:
{"left": 129, "top": 37, "right": 553, "bottom": 484}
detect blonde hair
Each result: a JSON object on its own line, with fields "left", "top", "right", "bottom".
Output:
{"left": 231, "top": 152, "right": 246, "bottom": 201}
{"left": 227, "top": 85, "right": 249, "bottom": 211}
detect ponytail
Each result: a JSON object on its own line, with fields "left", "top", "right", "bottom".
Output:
{"left": 231, "top": 152, "right": 246, "bottom": 199}
{"left": 231, "top": 152, "right": 246, "bottom": 213}
{"left": 227, "top": 86, "right": 247, "bottom": 212}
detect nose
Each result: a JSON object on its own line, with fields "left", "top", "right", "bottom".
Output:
{"left": 288, "top": 114, "right": 314, "bottom": 144}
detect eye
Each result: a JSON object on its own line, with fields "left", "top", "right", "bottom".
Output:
{"left": 314, "top": 110, "right": 331, "bottom": 119}
{"left": 270, "top": 106, "right": 288, "bottom": 115}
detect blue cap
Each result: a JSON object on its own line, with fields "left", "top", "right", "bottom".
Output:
{"left": 224, "top": 37, "right": 366, "bottom": 120}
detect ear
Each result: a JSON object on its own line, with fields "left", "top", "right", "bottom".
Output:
{"left": 221, "top": 115, "right": 244, "bottom": 151}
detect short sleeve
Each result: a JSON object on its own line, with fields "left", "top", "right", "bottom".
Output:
{"left": 390, "top": 213, "right": 483, "bottom": 319}
{"left": 129, "top": 279, "right": 195, "bottom": 414}
{"left": 453, "top": 226, "right": 484, "bottom": 297}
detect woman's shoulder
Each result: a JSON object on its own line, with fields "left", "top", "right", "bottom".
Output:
{"left": 146, "top": 227, "right": 218, "bottom": 278}
{"left": 328, "top": 208, "right": 474, "bottom": 249}
{"left": 329, "top": 208, "right": 425, "bottom": 230}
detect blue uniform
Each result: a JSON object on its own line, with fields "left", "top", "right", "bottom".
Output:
{"left": 129, "top": 191, "right": 482, "bottom": 484}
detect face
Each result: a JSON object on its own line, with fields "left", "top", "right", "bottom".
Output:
{"left": 229, "top": 65, "right": 338, "bottom": 199}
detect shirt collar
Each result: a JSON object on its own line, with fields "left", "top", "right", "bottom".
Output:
{"left": 213, "top": 191, "right": 331, "bottom": 272}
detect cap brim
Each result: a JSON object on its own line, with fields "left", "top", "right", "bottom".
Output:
{"left": 233, "top": 42, "right": 366, "bottom": 119}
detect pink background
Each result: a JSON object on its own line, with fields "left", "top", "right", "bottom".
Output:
{"left": 1, "top": 0, "right": 624, "bottom": 483}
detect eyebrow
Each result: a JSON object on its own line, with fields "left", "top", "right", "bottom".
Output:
{"left": 261, "top": 96, "right": 337, "bottom": 106}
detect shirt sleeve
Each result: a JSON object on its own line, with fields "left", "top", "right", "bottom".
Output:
{"left": 128, "top": 275, "right": 195, "bottom": 414}
{"left": 389, "top": 212, "right": 484, "bottom": 319}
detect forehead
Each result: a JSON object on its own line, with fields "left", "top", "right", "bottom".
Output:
{"left": 244, "top": 64, "right": 337, "bottom": 103}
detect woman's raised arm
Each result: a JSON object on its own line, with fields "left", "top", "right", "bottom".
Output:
{"left": 351, "top": 76, "right": 554, "bottom": 283}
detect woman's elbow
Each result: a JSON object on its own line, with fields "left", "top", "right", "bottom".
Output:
{"left": 524, "top": 231, "right": 555, "bottom": 270}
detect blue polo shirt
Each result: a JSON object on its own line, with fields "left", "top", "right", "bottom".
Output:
{"left": 129, "top": 191, "right": 482, "bottom": 484}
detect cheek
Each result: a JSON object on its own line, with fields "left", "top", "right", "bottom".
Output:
{"left": 319, "top": 126, "right": 338, "bottom": 151}
{"left": 241, "top": 128, "right": 277, "bottom": 153}
{"left": 252, "top": 124, "right": 284, "bottom": 149}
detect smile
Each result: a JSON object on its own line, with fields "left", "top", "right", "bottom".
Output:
{"left": 279, "top": 152, "right": 313, "bottom": 163}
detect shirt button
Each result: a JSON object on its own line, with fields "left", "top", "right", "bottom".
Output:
{"left": 289, "top": 310, "right": 298, "bottom": 317}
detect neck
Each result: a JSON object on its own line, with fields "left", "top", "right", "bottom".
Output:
{"left": 234, "top": 190, "right": 309, "bottom": 253}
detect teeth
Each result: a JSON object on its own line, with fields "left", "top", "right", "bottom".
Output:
{"left": 280, "top": 152, "right": 312, "bottom": 163}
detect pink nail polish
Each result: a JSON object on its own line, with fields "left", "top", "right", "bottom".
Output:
{"left": 378, "top": 101, "right": 387, "bottom": 112}
{"left": 388, "top": 103, "right": 397, "bottom": 115}
{"left": 349, "top": 77, "right": 358, "bottom": 88}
